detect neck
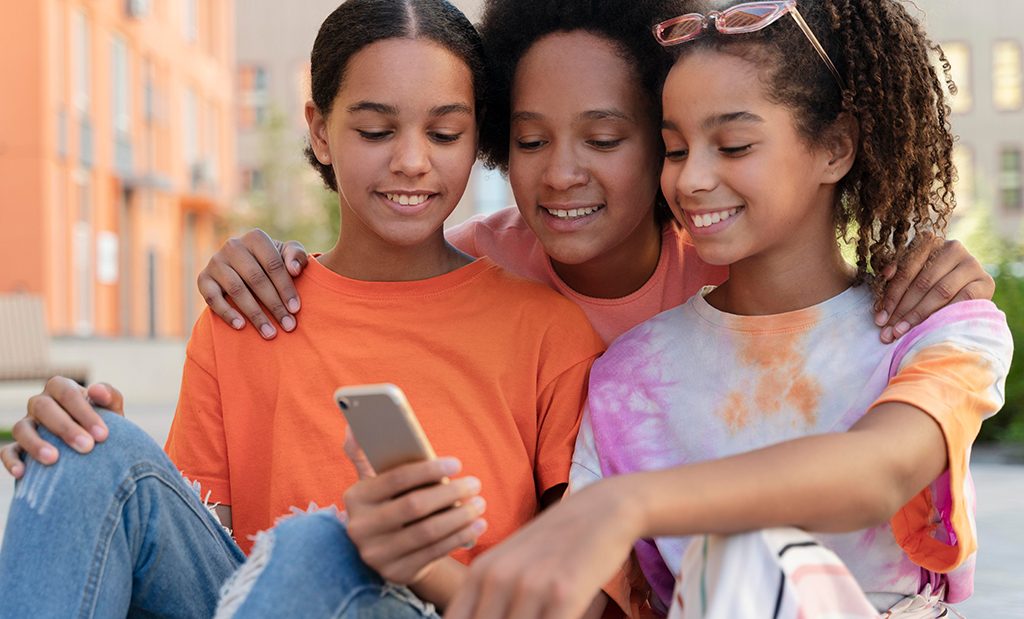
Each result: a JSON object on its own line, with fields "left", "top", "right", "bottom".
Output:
{"left": 320, "top": 223, "right": 472, "bottom": 282}
{"left": 551, "top": 215, "right": 663, "bottom": 299}
{"left": 707, "top": 233, "right": 855, "bottom": 316}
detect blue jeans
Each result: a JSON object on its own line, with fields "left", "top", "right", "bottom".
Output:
{"left": 0, "top": 410, "right": 244, "bottom": 617}
{"left": 220, "top": 510, "right": 440, "bottom": 619}
{"left": 0, "top": 411, "right": 440, "bottom": 618}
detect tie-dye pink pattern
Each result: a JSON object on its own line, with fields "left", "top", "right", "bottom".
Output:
{"left": 580, "top": 289, "right": 1011, "bottom": 608}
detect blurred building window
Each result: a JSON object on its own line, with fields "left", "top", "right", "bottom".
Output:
{"left": 184, "top": 87, "right": 199, "bottom": 172}
{"left": 239, "top": 65, "right": 269, "bottom": 129}
{"left": 942, "top": 42, "right": 972, "bottom": 114}
{"left": 205, "top": 99, "right": 219, "bottom": 188}
{"left": 126, "top": 0, "right": 151, "bottom": 18}
{"left": 952, "top": 144, "right": 974, "bottom": 213}
{"left": 143, "top": 59, "right": 155, "bottom": 122}
{"left": 112, "top": 35, "right": 133, "bottom": 176}
{"left": 73, "top": 9, "right": 93, "bottom": 167}
{"left": 72, "top": 9, "right": 90, "bottom": 112}
{"left": 1000, "top": 147, "right": 1022, "bottom": 210}
{"left": 183, "top": 0, "right": 198, "bottom": 43}
{"left": 993, "top": 41, "right": 1023, "bottom": 111}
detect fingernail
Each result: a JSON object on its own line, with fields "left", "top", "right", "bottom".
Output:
{"left": 881, "top": 326, "right": 894, "bottom": 343}
{"left": 281, "top": 315, "right": 296, "bottom": 332}
{"left": 231, "top": 318, "right": 244, "bottom": 330}
{"left": 73, "top": 435, "right": 94, "bottom": 453}
{"left": 874, "top": 310, "right": 889, "bottom": 326}
{"left": 90, "top": 425, "right": 108, "bottom": 441}
{"left": 463, "top": 476, "right": 482, "bottom": 493}
{"left": 260, "top": 324, "right": 276, "bottom": 339}
{"left": 894, "top": 321, "right": 911, "bottom": 336}
{"left": 470, "top": 518, "right": 487, "bottom": 534}
{"left": 468, "top": 496, "right": 486, "bottom": 514}
{"left": 290, "top": 260, "right": 301, "bottom": 273}
{"left": 12, "top": 463, "right": 23, "bottom": 477}
{"left": 287, "top": 297, "right": 300, "bottom": 313}
{"left": 439, "top": 457, "right": 461, "bottom": 475}
{"left": 39, "top": 446, "right": 58, "bottom": 462}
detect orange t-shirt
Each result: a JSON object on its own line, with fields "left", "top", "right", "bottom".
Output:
{"left": 165, "top": 257, "right": 604, "bottom": 556}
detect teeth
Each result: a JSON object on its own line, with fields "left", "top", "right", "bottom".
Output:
{"left": 690, "top": 207, "right": 740, "bottom": 229}
{"left": 546, "top": 205, "right": 603, "bottom": 220}
{"left": 385, "top": 193, "right": 430, "bottom": 206}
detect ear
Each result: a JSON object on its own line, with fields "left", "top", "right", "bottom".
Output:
{"left": 305, "top": 100, "right": 331, "bottom": 165}
{"left": 822, "top": 112, "right": 858, "bottom": 183}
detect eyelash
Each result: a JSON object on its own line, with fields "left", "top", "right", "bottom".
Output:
{"left": 357, "top": 130, "right": 463, "bottom": 144}
{"left": 514, "top": 138, "right": 624, "bottom": 152}
{"left": 720, "top": 145, "right": 752, "bottom": 155}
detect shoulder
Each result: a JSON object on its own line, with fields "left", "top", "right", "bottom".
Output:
{"left": 897, "top": 300, "right": 1012, "bottom": 370}
{"left": 595, "top": 302, "right": 693, "bottom": 373}
{"left": 476, "top": 261, "right": 592, "bottom": 324}
{"left": 448, "top": 207, "right": 537, "bottom": 249}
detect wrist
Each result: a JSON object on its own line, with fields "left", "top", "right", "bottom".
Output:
{"left": 605, "top": 474, "right": 654, "bottom": 542}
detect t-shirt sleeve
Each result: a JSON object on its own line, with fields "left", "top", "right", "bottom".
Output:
{"left": 164, "top": 310, "right": 232, "bottom": 505}
{"left": 533, "top": 309, "right": 605, "bottom": 497}
{"left": 570, "top": 408, "right": 604, "bottom": 493}
{"left": 445, "top": 216, "right": 482, "bottom": 257}
{"left": 872, "top": 301, "right": 1012, "bottom": 573}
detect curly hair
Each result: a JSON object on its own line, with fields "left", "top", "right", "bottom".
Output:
{"left": 673, "top": 0, "right": 957, "bottom": 295}
{"left": 476, "top": 0, "right": 689, "bottom": 173}
{"left": 303, "top": 0, "right": 486, "bottom": 192}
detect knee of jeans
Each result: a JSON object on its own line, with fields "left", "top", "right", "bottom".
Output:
{"left": 271, "top": 509, "right": 359, "bottom": 560}
{"left": 34, "top": 409, "right": 162, "bottom": 474}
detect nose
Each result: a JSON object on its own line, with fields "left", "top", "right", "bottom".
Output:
{"left": 540, "top": 141, "right": 588, "bottom": 191}
{"left": 672, "top": 149, "right": 717, "bottom": 198}
{"left": 390, "top": 133, "right": 432, "bottom": 177}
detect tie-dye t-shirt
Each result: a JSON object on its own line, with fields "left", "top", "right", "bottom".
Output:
{"left": 571, "top": 285, "right": 1012, "bottom": 610}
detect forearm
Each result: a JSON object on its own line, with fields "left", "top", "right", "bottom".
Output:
{"left": 624, "top": 403, "right": 947, "bottom": 540}
{"left": 410, "top": 557, "right": 468, "bottom": 609}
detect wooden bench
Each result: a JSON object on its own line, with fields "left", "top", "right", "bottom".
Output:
{"left": 0, "top": 294, "right": 89, "bottom": 385}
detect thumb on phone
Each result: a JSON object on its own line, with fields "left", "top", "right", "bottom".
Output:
{"left": 344, "top": 426, "right": 376, "bottom": 479}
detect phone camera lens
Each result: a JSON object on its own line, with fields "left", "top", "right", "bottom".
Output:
{"left": 338, "top": 398, "right": 350, "bottom": 410}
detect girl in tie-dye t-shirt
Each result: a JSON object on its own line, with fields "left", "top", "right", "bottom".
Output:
{"left": 443, "top": 1, "right": 1013, "bottom": 618}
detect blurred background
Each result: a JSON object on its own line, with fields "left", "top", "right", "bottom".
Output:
{"left": 0, "top": 0, "right": 1020, "bottom": 615}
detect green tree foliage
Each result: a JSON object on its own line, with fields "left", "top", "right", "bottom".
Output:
{"left": 230, "top": 106, "right": 338, "bottom": 252}
{"left": 954, "top": 205, "right": 1024, "bottom": 443}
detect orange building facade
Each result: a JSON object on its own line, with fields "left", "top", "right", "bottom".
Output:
{"left": 0, "top": 0, "right": 235, "bottom": 338}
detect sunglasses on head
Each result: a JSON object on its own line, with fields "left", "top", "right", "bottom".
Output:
{"left": 653, "top": 0, "right": 843, "bottom": 87}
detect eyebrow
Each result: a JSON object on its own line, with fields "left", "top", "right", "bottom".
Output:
{"left": 511, "top": 109, "right": 634, "bottom": 123}
{"left": 662, "top": 111, "right": 765, "bottom": 131}
{"left": 347, "top": 102, "right": 473, "bottom": 117}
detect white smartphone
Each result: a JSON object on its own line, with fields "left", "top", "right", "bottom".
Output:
{"left": 334, "top": 383, "right": 437, "bottom": 474}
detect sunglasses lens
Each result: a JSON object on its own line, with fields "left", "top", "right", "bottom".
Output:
{"left": 660, "top": 17, "right": 704, "bottom": 43}
{"left": 719, "top": 5, "right": 780, "bottom": 32}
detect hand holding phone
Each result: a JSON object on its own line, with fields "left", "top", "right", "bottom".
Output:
{"left": 334, "top": 383, "right": 436, "bottom": 474}
{"left": 335, "top": 384, "right": 488, "bottom": 589}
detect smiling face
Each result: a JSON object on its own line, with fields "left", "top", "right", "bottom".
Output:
{"left": 507, "top": 31, "right": 663, "bottom": 269}
{"left": 659, "top": 48, "right": 843, "bottom": 270}
{"left": 307, "top": 38, "right": 477, "bottom": 251}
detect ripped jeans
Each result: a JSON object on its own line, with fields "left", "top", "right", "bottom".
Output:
{"left": 0, "top": 410, "right": 439, "bottom": 619}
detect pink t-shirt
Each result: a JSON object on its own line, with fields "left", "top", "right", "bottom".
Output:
{"left": 447, "top": 207, "right": 728, "bottom": 343}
